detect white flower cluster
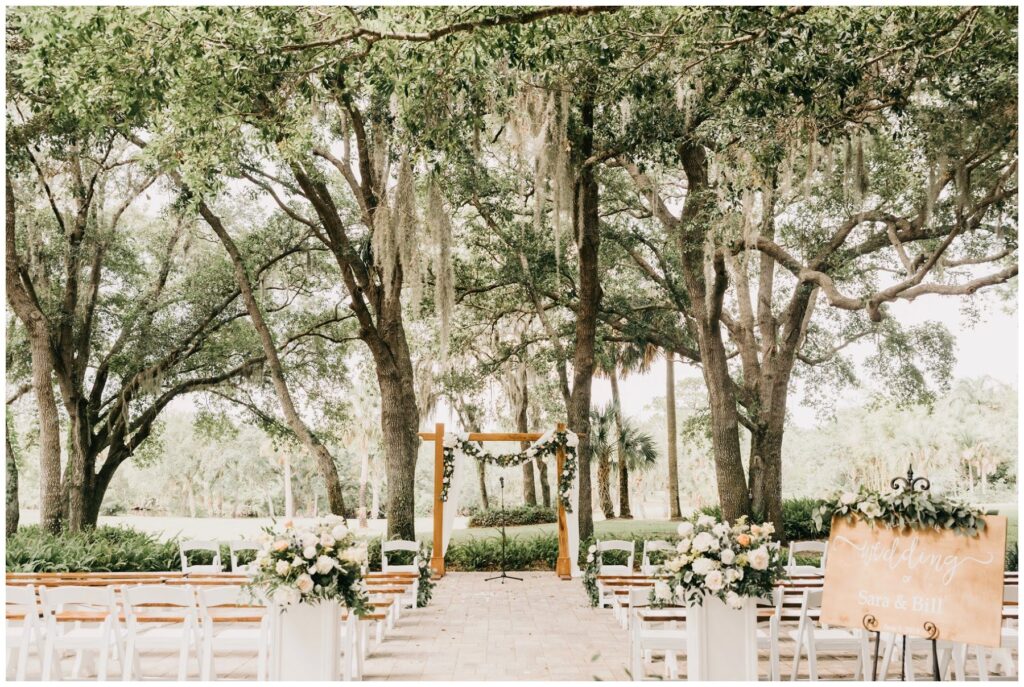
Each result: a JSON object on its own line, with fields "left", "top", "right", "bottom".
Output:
{"left": 652, "top": 514, "right": 783, "bottom": 609}
{"left": 251, "top": 516, "right": 367, "bottom": 607}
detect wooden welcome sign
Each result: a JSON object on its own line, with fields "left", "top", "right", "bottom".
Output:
{"left": 820, "top": 514, "right": 1007, "bottom": 647}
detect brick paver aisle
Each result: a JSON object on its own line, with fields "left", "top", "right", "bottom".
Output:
{"left": 363, "top": 571, "right": 630, "bottom": 681}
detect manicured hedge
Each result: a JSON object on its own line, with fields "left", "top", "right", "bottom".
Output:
{"left": 466, "top": 505, "right": 557, "bottom": 528}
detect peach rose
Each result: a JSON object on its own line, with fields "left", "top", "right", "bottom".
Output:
{"left": 736, "top": 534, "right": 751, "bottom": 547}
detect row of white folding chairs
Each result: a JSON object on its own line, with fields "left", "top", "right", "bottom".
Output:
{"left": 5, "top": 584, "right": 274, "bottom": 681}
{"left": 179, "top": 540, "right": 260, "bottom": 575}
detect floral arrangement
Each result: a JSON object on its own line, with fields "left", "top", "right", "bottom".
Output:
{"left": 582, "top": 538, "right": 601, "bottom": 607}
{"left": 415, "top": 543, "right": 435, "bottom": 608}
{"left": 441, "top": 429, "right": 579, "bottom": 510}
{"left": 651, "top": 514, "right": 784, "bottom": 609}
{"left": 813, "top": 485, "right": 987, "bottom": 536}
{"left": 249, "top": 516, "right": 368, "bottom": 614}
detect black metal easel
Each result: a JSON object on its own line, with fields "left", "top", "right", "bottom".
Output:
{"left": 486, "top": 477, "right": 522, "bottom": 583}
{"left": 863, "top": 465, "right": 942, "bottom": 682}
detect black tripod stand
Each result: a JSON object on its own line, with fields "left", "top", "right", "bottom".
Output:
{"left": 486, "top": 477, "right": 522, "bottom": 583}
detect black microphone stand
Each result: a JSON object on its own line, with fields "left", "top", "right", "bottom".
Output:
{"left": 486, "top": 476, "right": 521, "bottom": 583}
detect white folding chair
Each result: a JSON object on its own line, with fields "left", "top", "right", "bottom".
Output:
{"left": 338, "top": 610, "right": 359, "bottom": 681}
{"left": 180, "top": 540, "right": 224, "bottom": 574}
{"left": 788, "top": 588, "right": 870, "bottom": 681}
{"left": 6, "top": 584, "right": 45, "bottom": 680}
{"left": 596, "top": 540, "right": 636, "bottom": 608}
{"left": 381, "top": 539, "right": 420, "bottom": 609}
{"left": 972, "top": 583, "right": 1018, "bottom": 680}
{"left": 39, "top": 585, "right": 122, "bottom": 680}
{"left": 228, "top": 540, "right": 261, "bottom": 574}
{"left": 640, "top": 540, "right": 675, "bottom": 575}
{"left": 629, "top": 597, "right": 686, "bottom": 681}
{"left": 597, "top": 540, "right": 636, "bottom": 576}
{"left": 121, "top": 584, "right": 200, "bottom": 680}
{"left": 787, "top": 540, "right": 828, "bottom": 576}
{"left": 756, "top": 588, "right": 781, "bottom": 681}
{"left": 197, "top": 585, "right": 268, "bottom": 681}
{"left": 381, "top": 539, "right": 419, "bottom": 573}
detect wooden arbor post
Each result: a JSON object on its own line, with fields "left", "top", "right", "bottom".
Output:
{"left": 419, "top": 423, "right": 571, "bottom": 579}
{"left": 430, "top": 422, "right": 446, "bottom": 577}
{"left": 555, "top": 422, "right": 572, "bottom": 579}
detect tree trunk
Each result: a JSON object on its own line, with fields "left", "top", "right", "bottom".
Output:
{"left": 63, "top": 404, "right": 95, "bottom": 531}
{"left": 676, "top": 142, "right": 751, "bottom": 524}
{"left": 536, "top": 457, "right": 551, "bottom": 508}
{"left": 596, "top": 449, "right": 615, "bottom": 518}
{"left": 477, "top": 460, "right": 489, "bottom": 510}
{"left": 566, "top": 95, "right": 602, "bottom": 541}
{"left": 186, "top": 481, "right": 197, "bottom": 518}
{"left": 283, "top": 452, "right": 294, "bottom": 518}
{"left": 376, "top": 365, "right": 420, "bottom": 540}
{"left": 610, "top": 371, "right": 632, "bottom": 519}
{"left": 516, "top": 373, "right": 538, "bottom": 505}
{"left": 665, "top": 353, "right": 682, "bottom": 519}
{"left": 749, "top": 426, "right": 783, "bottom": 537}
{"left": 31, "top": 338, "right": 63, "bottom": 533}
{"left": 7, "top": 175, "right": 63, "bottom": 534}
{"left": 370, "top": 463, "right": 382, "bottom": 520}
{"left": 358, "top": 449, "right": 369, "bottom": 528}
{"left": 6, "top": 416, "right": 20, "bottom": 536}
{"left": 198, "top": 200, "right": 347, "bottom": 517}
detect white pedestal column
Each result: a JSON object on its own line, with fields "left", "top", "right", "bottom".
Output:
{"left": 686, "top": 595, "right": 759, "bottom": 681}
{"left": 269, "top": 601, "right": 341, "bottom": 681}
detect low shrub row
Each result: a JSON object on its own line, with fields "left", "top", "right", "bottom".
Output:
{"left": 466, "top": 505, "right": 557, "bottom": 528}
{"left": 6, "top": 525, "right": 181, "bottom": 572}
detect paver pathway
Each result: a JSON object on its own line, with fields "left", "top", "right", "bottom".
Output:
{"left": 363, "top": 571, "right": 630, "bottom": 681}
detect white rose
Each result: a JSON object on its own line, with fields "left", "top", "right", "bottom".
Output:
{"left": 726, "top": 591, "right": 744, "bottom": 609}
{"left": 665, "top": 557, "right": 684, "bottom": 573}
{"left": 291, "top": 556, "right": 304, "bottom": 568}
{"left": 705, "top": 570, "right": 725, "bottom": 591}
{"left": 725, "top": 567, "right": 742, "bottom": 582}
{"left": 314, "top": 555, "right": 336, "bottom": 574}
{"left": 331, "top": 524, "right": 349, "bottom": 540}
{"left": 320, "top": 533, "right": 336, "bottom": 548}
{"left": 749, "top": 546, "right": 770, "bottom": 571}
{"left": 341, "top": 546, "right": 367, "bottom": 565}
{"left": 296, "top": 574, "right": 314, "bottom": 594}
{"left": 272, "top": 586, "right": 300, "bottom": 606}
{"left": 677, "top": 522, "right": 694, "bottom": 537}
{"left": 760, "top": 522, "right": 775, "bottom": 536}
{"left": 713, "top": 522, "right": 730, "bottom": 537}
{"left": 859, "top": 501, "right": 882, "bottom": 518}
{"left": 840, "top": 491, "right": 857, "bottom": 506}
{"left": 303, "top": 545, "right": 317, "bottom": 560}
{"left": 720, "top": 549, "right": 735, "bottom": 565}
{"left": 587, "top": 553, "right": 595, "bottom": 563}
{"left": 300, "top": 531, "right": 318, "bottom": 548}
{"left": 588, "top": 544, "right": 597, "bottom": 554}
{"left": 697, "top": 514, "right": 715, "bottom": 528}
{"left": 691, "top": 557, "right": 717, "bottom": 576}
{"left": 677, "top": 538, "right": 691, "bottom": 553}
{"left": 275, "top": 560, "right": 290, "bottom": 575}
{"left": 692, "top": 532, "right": 716, "bottom": 553}
{"left": 654, "top": 581, "right": 672, "bottom": 601}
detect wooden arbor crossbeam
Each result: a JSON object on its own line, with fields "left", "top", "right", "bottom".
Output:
{"left": 418, "top": 422, "right": 572, "bottom": 579}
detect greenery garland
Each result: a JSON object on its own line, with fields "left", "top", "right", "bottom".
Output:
{"left": 415, "top": 542, "right": 435, "bottom": 608}
{"left": 441, "top": 430, "right": 579, "bottom": 511}
{"left": 813, "top": 485, "right": 988, "bottom": 536}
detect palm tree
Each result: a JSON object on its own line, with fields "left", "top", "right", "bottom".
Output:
{"left": 590, "top": 405, "right": 660, "bottom": 518}
{"left": 594, "top": 338, "right": 657, "bottom": 518}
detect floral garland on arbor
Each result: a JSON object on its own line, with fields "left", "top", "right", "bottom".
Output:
{"left": 441, "top": 429, "right": 579, "bottom": 511}
{"left": 813, "top": 485, "right": 988, "bottom": 536}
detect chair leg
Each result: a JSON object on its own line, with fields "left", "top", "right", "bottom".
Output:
{"left": 121, "top": 637, "right": 135, "bottom": 681}
{"left": 806, "top": 632, "right": 818, "bottom": 681}
{"left": 71, "top": 648, "right": 84, "bottom": 679}
{"left": 976, "top": 645, "right": 990, "bottom": 681}
{"left": 16, "top": 639, "right": 30, "bottom": 681}
{"left": 97, "top": 644, "right": 109, "bottom": 681}
{"left": 177, "top": 637, "right": 190, "bottom": 681}
{"left": 42, "top": 635, "right": 56, "bottom": 681}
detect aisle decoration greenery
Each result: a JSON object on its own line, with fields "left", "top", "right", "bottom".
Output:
{"left": 416, "top": 542, "right": 435, "bottom": 608}
{"left": 441, "top": 429, "right": 579, "bottom": 511}
{"left": 812, "top": 485, "right": 988, "bottom": 536}
{"left": 248, "top": 516, "right": 368, "bottom": 614}
{"left": 582, "top": 538, "right": 601, "bottom": 607}
{"left": 650, "top": 514, "right": 785, "bottom": 609}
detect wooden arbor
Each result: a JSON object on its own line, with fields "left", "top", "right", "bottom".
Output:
{"left": 418, "top": 422, "right": 573, "bottom": 579}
